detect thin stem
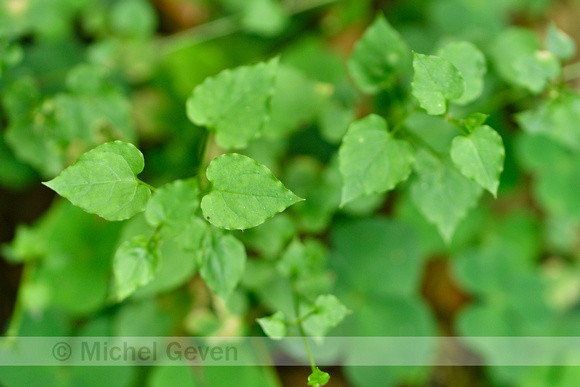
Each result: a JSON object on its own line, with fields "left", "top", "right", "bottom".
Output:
{"left": 137, "top": 179, "right": 157, "bottom": 192}
{"left": 291, "top": 288, "right": 318, "bottom": 381}
{"left": 391, "top": 101, "right": 419, "bottom": 135}
{"left": 4, "top": 262, "right": 35, "bottom": 340}
{"left": 445, "top": 115, "right": 469, "bottom": 136}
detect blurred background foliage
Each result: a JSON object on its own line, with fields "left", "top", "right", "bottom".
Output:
{"left": 1, "top": 0, "right": 580, "bottom": 386}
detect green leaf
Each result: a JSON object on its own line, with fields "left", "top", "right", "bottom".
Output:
{"left": 464, "top": 113, "right": 489, "bottom": 131}
{"left": 450, "top": 125, "right": 505, "bottom": 197}
{"left": 308, "top": 367, "right": 330, "bottom": 386}
{"left": 263, "top": 64, "right": 325, "bottom": 138}
{"left": 411, "top": 52, "right": 464, "bottom": 115}
{"left": 516, "top": 92, "right": 580, "bottom": 150}
{"left": 410, "top": 150, "right": 482, "bottom": 242}
{"left": 201, "top": 153, "right": 303, "bottom": 230}
{"left": 347, "top": 14, "right": 411, "bottom": 94}
{"left": 200, "top": 231, "right": 247, "bottom": 300}
{"left": 257, "top": 311, "right": 287, "bottom": 340}
{"left": 437, "top": 41, "right": 486, "bottom": 105}
{"left": 241, "top": 0, "right": 288, "bottom": 37}
{"left": 513, "top": 51, "right": 560, "bottom": 93}
{"left": 186, "top": 58, "right": 278, "bottom": 149}
{"left": 113, "top": 235, "right": 158, "bottom": 301}
{"left": 488, "top": 28, "right": 558, "bottom": 93}
{"left": 145, "top": 178, "right": 200, "bottom": 237}
{"left": 547, "top": 23, "right": 576, "bottom": 61}
{"left": 310, "top": 294, "right": 351, "bottom": 333}
{"left": 338, "top": 114, "right": 415, "bottom": 206}
{"left": 43, "top": 141, "right": 151, "bottom": 221}
{"left": 331, "top": 218, "right": 424, "bottom": 297}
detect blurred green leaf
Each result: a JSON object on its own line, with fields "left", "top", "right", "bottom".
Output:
{"left": 186, "top": 58, "right": 278, "bottom": 149}
{"left": 257, "top": 311, "right": 287, "bottom": 340}
{"left": 338, "top": 114, "right": 414, "bottom": 205}
{"left": 437, "top": 41, "right": 486, "bottom": 105}
{"left": 114, "top": 235, "right": 159, "bottom": 301}
{"left": 199, "top": 231, "right": 246, "bottom": 300}
{"left": 347, "top": 14, "right": 411, "bottom": 94}
{"left": 410, "top": 150, "right": 482, "bottom": 242}
{"left": 547, "top": 23, "right": 576, "bottom": 62}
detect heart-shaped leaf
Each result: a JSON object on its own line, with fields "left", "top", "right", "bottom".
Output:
{"left": 43, "top": 141, "right": 151, "bottom": 221}
{"left": 201, "top": 153, "right": 303, "bottom": 230}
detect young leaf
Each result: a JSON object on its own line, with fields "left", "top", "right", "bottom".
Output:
{"left": 199, "top": 232, "right": 246, "bottom": 300}
{"left": 450, "top": 125, "right": 505, "bottom": 197}
{"left": 186, "top": 58, "right": 278, "bottom": 149}
{"left": 311, "top": 294, "right": 351, "bottom": 333}
{"left": 410, "top": 150, "right": 482, "bottom": 242}
{"left": 437, "top": 41, "right": 486, "bottom": 105}
{"left": 547, "top": 23, "right": 576, "bottom": 61}
{"left": 43, "top": 141, "right": 151, "bottom": 221}
{"left": 464, "top": 113, "right": 489, "bottom": 131}
{"left": 308, "top": 367, "right": 330, "bottom": 386}
{"left": 257, "top": 311, "right": 287, "bottom": 340}
{"left": 201, "top": 153, "right": 303, "bottom": 230}
{"left": 411, "top": 52, "right": 464, "bottom": 115}
{"left": 347, "top": 14, "right": 411, "bottom": 94}
{"left": 114, "top": 236, "right": 158, "bottom": 301}
{"left": 145, "top": 178, "right": 200, "bottom": 236}
{"left": 338, "top": 114, "right": 415, "bottom": 206}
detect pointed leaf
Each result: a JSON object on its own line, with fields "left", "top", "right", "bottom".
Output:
{"left": 347, "top": 14, "right": 411, "bottom": 94}
{"left": 410, "top": 150, "right": 482, "bottom": 242}
{"left": 257, "top": 311, "right": 287, "bottom": 340}
{"left": 338, "top": 114, "right": 415, "bottom": 205}
{"left": 411, "top": 52, "right": 464, "bottom": 115}
{"left": 201, "top": 153, "right": 303, "bottom": 230}
{"left": 437, "top": 41, "right": 486, "bottom": 105}
{"left": 450, "top": 125, "right": 505, "bottom": 197}
{"left": 43, "top": 141, "right": 151, "bottom": 221}
{"left": 186, "top": 58, "right": 278, "bottom": 149}
{"left": 547, "top": 23, "right": 576, "bottom": 61}
{"left": 200, "top": 232, "right": 246, "bottom": 300}
{"left": 114, "top": 236, "right": 158, "bottom": 301}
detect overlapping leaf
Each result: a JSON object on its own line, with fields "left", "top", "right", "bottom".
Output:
{"left": 437, "top": 41, "right": 486, "bottom": 105}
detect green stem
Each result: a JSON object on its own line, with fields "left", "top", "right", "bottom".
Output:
{"left": 4, "top": 262, "right": 35, "bottom": 340}
{"left": 391, "top": 101, "right": 419, "bottom": 136}
{"left": 445, "top": 115, "right": 469, "bottom": 135}
{"left": 137, "top": 179, "right": 157, "bottom": 192}
{"left": 291, "top": 287, "right": 320, "bottom": 386}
